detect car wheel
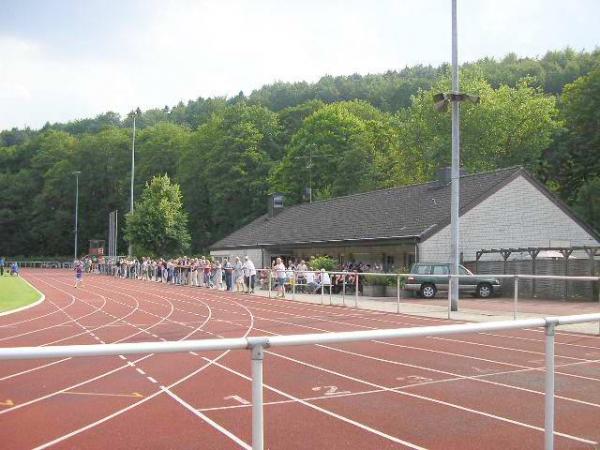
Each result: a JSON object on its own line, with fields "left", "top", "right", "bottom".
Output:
{"left": 420, "top": 284, "right": 437, "bottom": 299}
{"left": 477, "top": 283, "right": 493, "bottom": 298}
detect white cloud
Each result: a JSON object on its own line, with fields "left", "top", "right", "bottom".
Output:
{"left": 1, "top": 0, "right": 599, "bottom": 131}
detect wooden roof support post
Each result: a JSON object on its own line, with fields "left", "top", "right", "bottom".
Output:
{"left": 501, "top": 250, "right": 512, "bottom": 275}
{"left": 528, "top": 250, "right": 540, "bottom": 298}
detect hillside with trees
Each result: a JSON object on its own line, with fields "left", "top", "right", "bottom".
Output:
{"left": 1, "top": 48, "right": 599, "bottom": 256}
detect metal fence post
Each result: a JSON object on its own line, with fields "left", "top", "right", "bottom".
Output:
{"left": 329, "top": 276, "right": 333, "bottom": 305}
{"left": 292, "top": 270, "right": 296, "bottom": 301}
{"left": 342, "top": 272, "right": 346, "bottom": 307}
{"left": 268, "top": 270, "right": 272, "bottom": 299}
{"left": 320, "top": 270, "right": 324, "bottom": 305}
{"left": 355, "top": 272, "right": 359, "bottom": 308}
{"left": 251, "top": 345, "right": 265, "bottom": 450}
{"left": 396, "top": 274, "right": 400, "bottom": 314}
{"left": 447, "top": 275, "right": 452, "bottom": 319}
{"left": 544, "top": 320, "right": 556, "bottom": 450}
{"left": 513, "top": 275, "right": 519, "bottom": 320}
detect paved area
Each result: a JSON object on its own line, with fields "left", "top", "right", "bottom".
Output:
{"left": 251, "top": 288, "right": 600, "bottom": 335}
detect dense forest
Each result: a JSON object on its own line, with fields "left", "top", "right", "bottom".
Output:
{"left": 1, "top": 48, "right": 599, "bottom": 257}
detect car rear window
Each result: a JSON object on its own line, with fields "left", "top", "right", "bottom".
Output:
{"left": 432, "top": 265, "right": 449, "bottom": 275}
{"left": 413, "top": 265, "right": 430, "bottom": 274}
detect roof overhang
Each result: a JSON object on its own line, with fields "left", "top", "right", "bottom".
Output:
{"left": 210, "top": 234, "right": 420, "bottom": 251}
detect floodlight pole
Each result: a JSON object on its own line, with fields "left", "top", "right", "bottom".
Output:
{"left": 73, "top": 171, "right": 81, "bottom": 260}
{"left": 450, "top": 0, "right": 460, "bottom": 311}
{"left": 308, "top": 148, "right": 313, "bottom": 203}
{"left": 128, "top": 113, "right": 136, "bottom": 257}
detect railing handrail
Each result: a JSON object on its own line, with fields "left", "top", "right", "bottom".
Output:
{"left": 0, "top": 313, "right": 598, "bottom": 361}
{"left": 95, "top": 263, "right": 599, "bottom": 282}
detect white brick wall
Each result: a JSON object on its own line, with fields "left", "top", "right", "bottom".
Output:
{"left": 419, "top": 175, "right": 599, "bottom": 262}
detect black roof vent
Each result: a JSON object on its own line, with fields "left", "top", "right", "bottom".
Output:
{"left": 268, "top": 193, "right": 285, "bottom": 218}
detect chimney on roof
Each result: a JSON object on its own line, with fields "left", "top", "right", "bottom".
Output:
{"left": 436, "top": 166, "right": 467, "bottom": 185}
{"left": 268, "top": 193, "right": 284, "bottom": 218}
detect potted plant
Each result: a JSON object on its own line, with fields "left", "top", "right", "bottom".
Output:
{"left": 362, "top": 274, "right": 386, "bottom": 297}
{"left": 384, "top": 269, "right": 409, "bottom": 297}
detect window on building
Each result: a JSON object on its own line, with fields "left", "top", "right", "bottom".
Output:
{"left": 385, "top": 255, "right": 394, "bottom": 271}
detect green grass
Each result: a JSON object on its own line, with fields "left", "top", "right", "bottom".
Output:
{"left": 0, "top": 276, "right": 42, "bottom": 313}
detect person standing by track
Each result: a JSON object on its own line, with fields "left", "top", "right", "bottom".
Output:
{"left": 242, "top": 256, "right": 256, "bottom": 294}
{"left": 273, "top": 257, "right": 286, "bottom": 298}
{"left": 223, "top": 257, "right": 234, "bottom": 291}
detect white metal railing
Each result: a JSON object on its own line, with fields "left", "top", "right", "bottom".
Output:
{"left": 95, "top": 266, "right": 600, "bottom": 324}
{"left": 7, "top": 260, "right": 71, "bottom": 269}
{"left": 1, "top": 313, "right": 599, "bottom": 450}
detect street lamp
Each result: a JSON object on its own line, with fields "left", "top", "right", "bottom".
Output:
{"left": 295, "top": 144, "right": 323, "bottom": 203}
{"left": 128, "top": 107, "right": 141, "bottom": 257}
{"left": 432, "top": 0, "right": 478, "bottom": 312}
{"left": 72, "top": 171, "right": 82, "bottom": 260}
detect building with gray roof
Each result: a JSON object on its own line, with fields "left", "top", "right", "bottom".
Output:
{"left": 210, "top": 167, "right": 600, "bottom": 269}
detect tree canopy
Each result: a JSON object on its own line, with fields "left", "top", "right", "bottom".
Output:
{"left": 124, "top": 175, "right": 191, "bottom": 257}
{"left": 1, "top": 47, "right": 599, "bottom": 257}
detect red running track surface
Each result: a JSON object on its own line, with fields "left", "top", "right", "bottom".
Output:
{"left": 0, "top": 270, "right": 598, "bottom": 449}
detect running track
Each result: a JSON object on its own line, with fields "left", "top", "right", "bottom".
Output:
{"left": 1, "top": 270, "right": 599, "bottom": 449}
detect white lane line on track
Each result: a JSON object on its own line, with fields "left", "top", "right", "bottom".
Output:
{"left": 0, "top": 289, "right": 75, "bottom": 328}
{"left": 157, "top": 287, "right": 600, "bottom": 439}
{"left": 50, "top": 280, "right": 596, "bottom": 448}
{"left": 161, "top": 387, "right": 251, "bottom": 450}
{"left": 198, "top": 385, "right": 434, "bottom": 413}
{"left": 431, "top": 335, "right": 596, "bottom": 362}
{"left": 152, "top": 282, "right": 585, "bottom": 353}
{"left": 115, "top": 281, "right": 600, "bottom": 392}
{"left": 27, "top": 276, "right": 252, "bottom": 450}
{"left": 0, "top": 358, "right": 72, "bottom": 382}
{"left": 211, "top": 297, "right": 600, "bottom": 382}
{"left": 261, "top": 350, "right": 598, "bottom": 446}
{"left": 201, "top": 356, "right": 428, "bottom": 450}
{"left": 0, "top": 279, "right": 181, "bottom": 414}
{"left": 130, "top": 281, "right": 600, "bottom": 415}
{"left": 94, "top": 279, "right": 427, "bottom": 449}
{"left": 147, "top": 377, "right": 158, "bottom": 384}
{"left": 136, "top": 368, "right": 146, "bottom": 376}
{"left": 0, "top": 293, "right": 107, "bottom": 343}
{"left": 246, "top": 312, "right": 600, "bottom": 408}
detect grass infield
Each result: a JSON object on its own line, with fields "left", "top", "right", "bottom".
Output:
{"left": 0, "top": 276, "right": 42, "bottom": 313}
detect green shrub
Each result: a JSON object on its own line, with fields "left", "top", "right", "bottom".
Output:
{"left": 309, "top": 256, "right": 337, "bottom": 271}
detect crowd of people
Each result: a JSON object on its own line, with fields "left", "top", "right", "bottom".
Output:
{"left": 107, "top": 256, "right": 257, "bottom": 293}
{"left": 0, "top": 257, "right": 20, "bottom": 277}
{"left": 98, "top": 255, "right": 379, "bottom": 297}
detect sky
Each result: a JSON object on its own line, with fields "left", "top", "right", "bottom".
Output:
{"left": 1, "top": 0, "right": 599, "bottom": 131}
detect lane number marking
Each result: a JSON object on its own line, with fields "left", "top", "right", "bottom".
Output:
{"left": 311, "top": 385, "right": 351, "bottom": 396}
{"left": 224, "top": 395, "right": 250, "bottom": 405}
{"left": 396, "top": 375, "right": 434, "bottom": 383}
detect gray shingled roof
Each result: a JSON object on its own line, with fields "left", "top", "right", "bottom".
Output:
{"left": 211, "top": 166, "right": 525, "bottom": 250}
